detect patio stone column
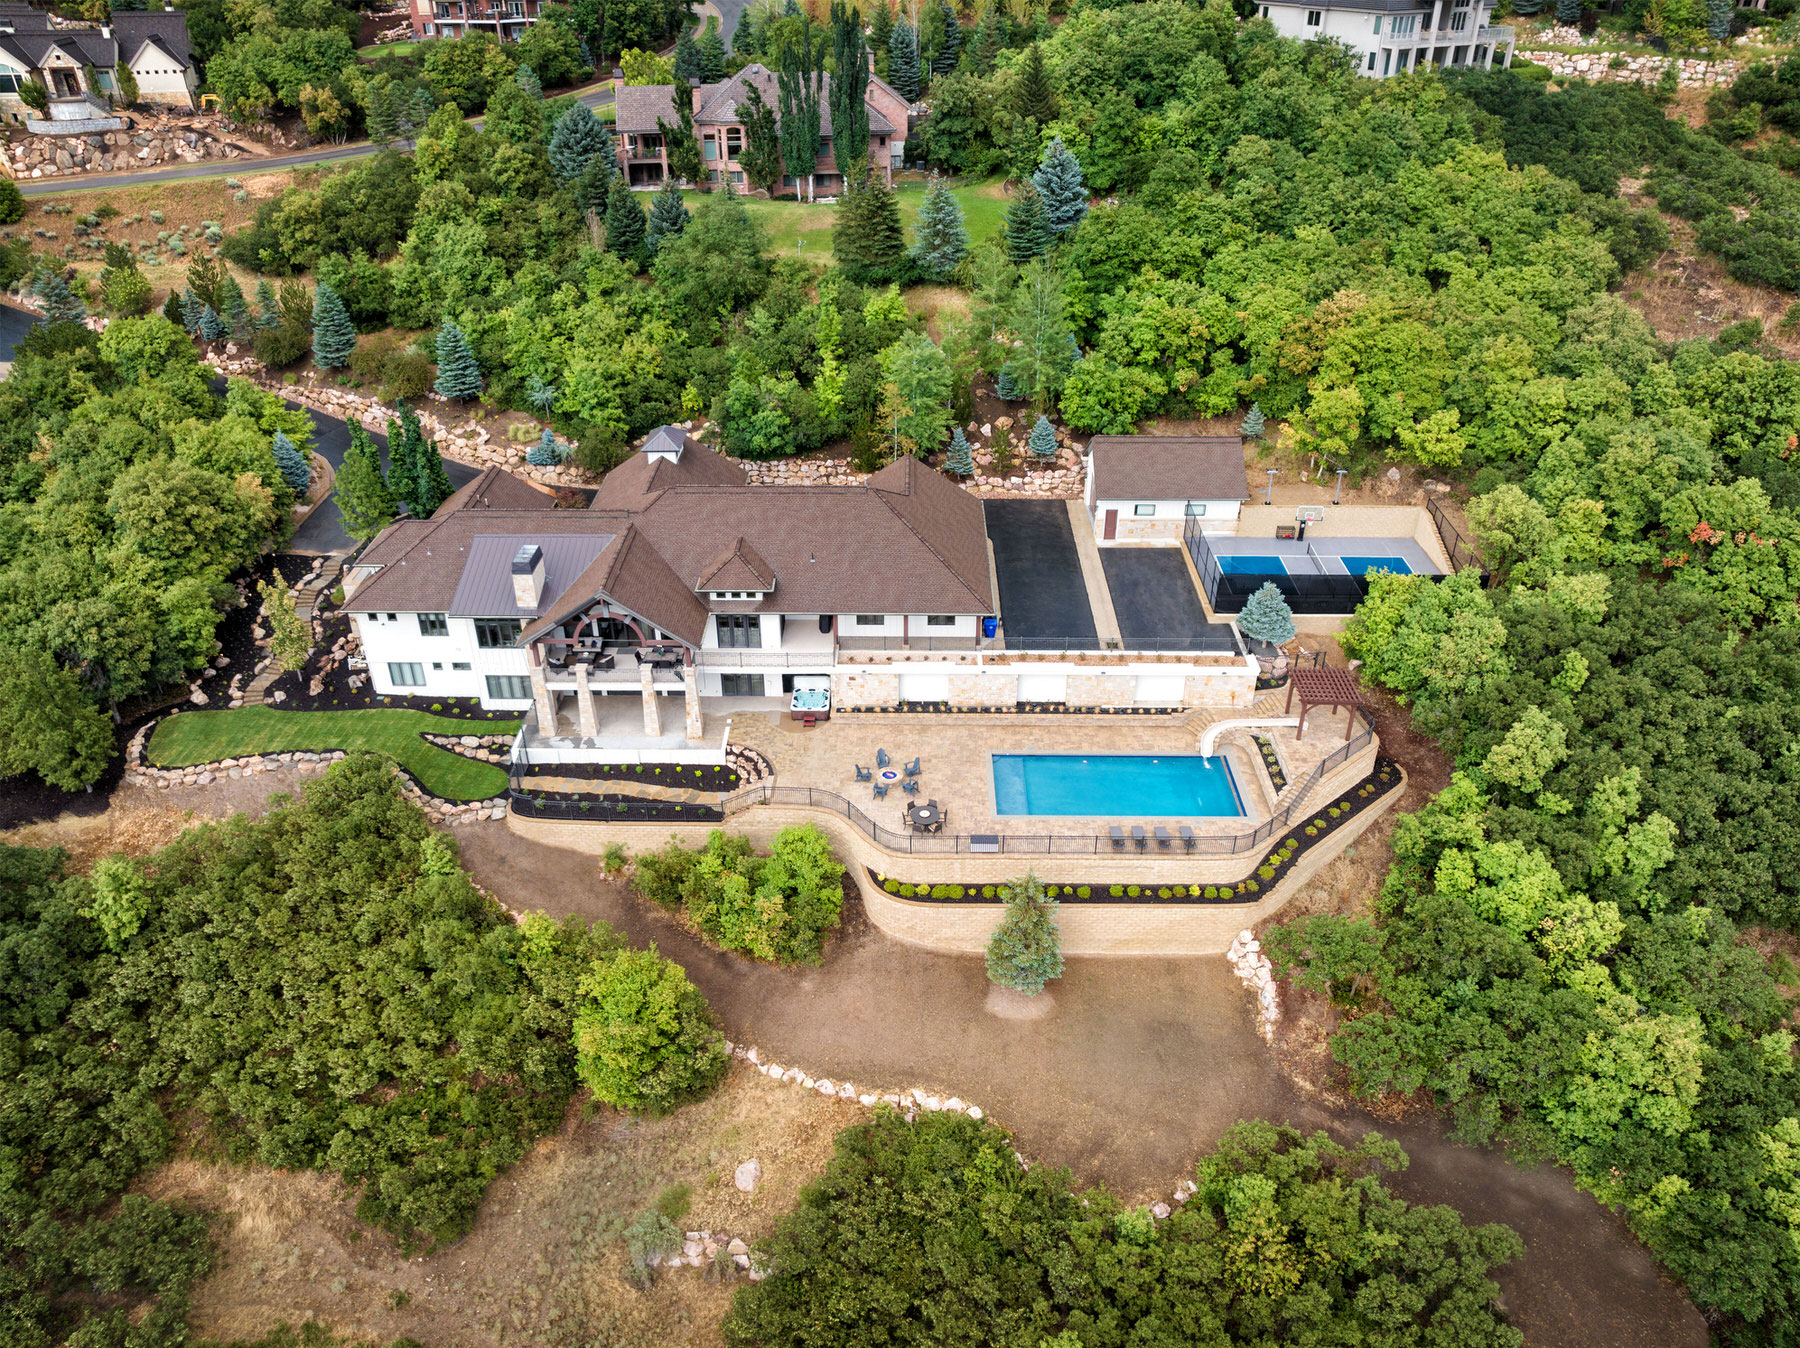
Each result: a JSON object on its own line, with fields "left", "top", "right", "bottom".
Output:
{"left": 684, "top": 672, "right": 704, "bottom": 742}
{"left": 640, "top": 662, "right": 662, "bottom": 738}
{"left": 529, "top": 665, "right": 556, "bottom": 733}
{"left": 574, "top": 664, "right": 599, "bottom": 739}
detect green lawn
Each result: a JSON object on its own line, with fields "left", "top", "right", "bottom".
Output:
{"left": 357, "top": 39, "right": 418, "bottom": 56}
{"left": 148, "top": 707, "right": 519, "bottom": 802}
{"left": 680, "top": 177, "right": 1008, "bottom": 262}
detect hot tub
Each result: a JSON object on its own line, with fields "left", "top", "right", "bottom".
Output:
{"left": 790, "top": 677, "right": 831, "bottom": 721}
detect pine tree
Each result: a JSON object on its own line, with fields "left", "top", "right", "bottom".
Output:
{"left": 335, "top": 424, "right": 396, "bottom": 542}
{"left": 931, "top": 0, "right": 960, "bottom": 74}
{"left": 697, "top": 28, "right": 727, "bottom": 81}
{"left": 1240, "top": 402, "right": 1265, "bottom": 437}
{"left": 527, "top": 428, "right": 569, "bottom": 465}
{"left": 646, "top": 179, "right": 692, "bottom": 251}
{"left": 162, "top": 290, "right": 185, "bottom": 327}
{"left": 603, "top": 175, "right": 648, "bottom": 265}
{"left": 778, "top": 26, "right": 826, "bottom": 201}
{"left": 254, "top": 278, "right": 282, "bottom": 330}
{"left": 386, "top": 407, "right": 423, "bottom": 516}
{"left": 1555, "top": 0, "right": 1580, "bottom": 22}
{"left": 673, "top": 26, "right": 702, "bottom": 82}
{"left": 310, "top": 280, "right": 356, "bottom": 368}
{"left": 550, "top": 102, "right": 614, "bottom": 186}
{"left": 888, "top": 18, "right": 920, "bottom": 101}
{"left": 1705, "top": 0, "right": 1731, "bottom": 39}
{"left": 34, "top": 271, "right": 86, "bottom": 325}
{"left": 216, "top": 272, "right": 254, "bottom": 338}
{"left": 1032, "top": 136, "right": 1087, "bottom": 236}
{"left": 199, "top": 305, "right": 227, "bottom": 342}
{"left": 410, "top": 88, "right": 437, "bottom": 131}
{"left": 658, "top": 76, "right": 706, "bottom": 185}
{"left": 835, "top": 164, "right": 907, "bottom": 281}
{"left": 369, "top": 84, "right": 400, "bottom": 147}
{"left": 973, "top": 8, "right": 1000, "bottom": 71}
{"left": 178, "top": 286, "right": 205, "bottom": 334}
{"left": 1027, "top": 414, "right": 1058, "bottom": 461}
{"left": 515, "top": 63, "right": 544, "bottom": 99}
{"left": 995, "top": 366, "right": 1019, "bottom": 400}
{"left": 272, "top": 430, "right": 311, "bottom": 493}
{"left": 909, "top": 173, "right": 969, "bottom": 280}
{"left": 737, "top": 81, "right": 785, "bottom": 194}
{"left": 434, "top": 321, "right": 483, "bottom": 401}
{"left": 525, "top": 374, "right": 558, "bottom": 414}
{"left": 1237, "top": 581, "right": 1297, "bottom": 647}
{"left": 984, "top": 874, "right": 1063, "bottom": 995}
{"left": 421, "top": 438, "right": 454, "bottom": 513}
{"left": 869, "top": 0, "right": 893, "bottom": 64}
{"left": 733, "top": 6, "right": 757, "bottom": 55}
{"left": 944, "top": 426, "right": 975, "bottom": 476}
{"left": 1010, "top": 42, "right": 1056, "bottom": 122}
{"left": 829, "top": 0, "right": 871, "bottom": 177}
{"left": 1003, "top": 180, "right": 1052, "bottom": 264}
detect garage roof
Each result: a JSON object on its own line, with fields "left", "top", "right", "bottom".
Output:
{"left": 1088, "top": 435, "right": 1249, "bottom": 503}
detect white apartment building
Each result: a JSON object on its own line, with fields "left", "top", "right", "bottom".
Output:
{"left": 1257, "top": 0, "right": 1515, "bottom": 77}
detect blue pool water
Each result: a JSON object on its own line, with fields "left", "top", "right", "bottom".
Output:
{"left": 1217, "top": 555, "right": 1286, "bottom": 575}
{"left": 993, "top": 754, "right": 1245, "bottom": 817}
{"left": 1341, "top": 556, "right": 1412, "bottom": 575}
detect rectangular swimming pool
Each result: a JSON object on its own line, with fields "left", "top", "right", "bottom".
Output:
{"left": 993, "top": 754, "right": 1245, "bottom": 817}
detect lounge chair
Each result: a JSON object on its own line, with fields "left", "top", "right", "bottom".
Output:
{"left": 901, "top": 779, "right": 920, "bottom": 796}
{"left": 876, "top": 748, "right": 890, "bottom": 768}
{"left": 1131, "top": 825, "right": 1148, "bottom": 852}
{"left": 872, "top": 781, "right": 889, "bottom": 800}
{"left": 1154, "top": 826, "right": 1173, "bottom": 851}
{"left": 854, "top": 764, "right": 872, "bottom": 782}
{"left": 1179, "top": 825, "right": 1197, "bottom": 853}
{"left": 903, "top": 756, "right": 921, "bottom": 777}
{"left": 1110, "top": 826, "right": 1126, "bottom": 852}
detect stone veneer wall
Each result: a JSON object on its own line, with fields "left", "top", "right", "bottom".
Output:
{"left": 830, "top": 663, "right": 1256, "bottom": 710}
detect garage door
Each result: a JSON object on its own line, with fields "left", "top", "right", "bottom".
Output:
{"left": 898, "top": 673, "right": 951, "bottom": 702}
{"left": 1017, "top": 672, "right": 1068, "bottom": 703}
{"left": 1133, "top": 674, "right": 1186, "bottom": 704}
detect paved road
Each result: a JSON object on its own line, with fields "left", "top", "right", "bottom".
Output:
{"left": 1101, "top": 547, "right": 1238, "bottom": 652}
{"left": 288, "top": 402, "right": 479, "bottom": 553}
{"left": 0, "top": 302, "right": 36, "bottom": 359}
{"left": 983, "top": 499, "right": 1099, "bottom": 646}
{"left": 18, "top": 81, "right": 615, "bottom": 197}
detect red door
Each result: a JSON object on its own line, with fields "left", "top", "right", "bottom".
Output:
{"left": 1102, "top": 509, "right": 1117, "bottom": 540}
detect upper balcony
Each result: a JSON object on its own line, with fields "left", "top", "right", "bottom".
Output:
{"left": 1479, "top": 23, "right": 1513, "bottom": 40}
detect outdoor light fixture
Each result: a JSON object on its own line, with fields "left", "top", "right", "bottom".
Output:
{"left": 1264, "top": 469, "right": 1277, "bottom": 505}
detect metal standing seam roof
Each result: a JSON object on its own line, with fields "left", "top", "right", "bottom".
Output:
{"left": 1087, "top": 435, "right": 1251, "bottom": 503}
{"left": 446, "top": 534, "right": 615, "bottom": 618}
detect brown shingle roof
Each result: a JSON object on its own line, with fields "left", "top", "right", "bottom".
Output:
{"left": 697, "top": 536, "right": 776, "bottom": 592}
{"left": 614, "top": 82, "right": 678, "bottom": 132}
{"left": 1087, "top": 435, "right": 1249, "bottom": 503}
{"left": 434, "top": 465, "right": 556, "bottom": 517}
{"left": 693, "top": 64, "right": 896, "bottom": 136}
{"left": 588, "top": 432, "right": 747, "bottom": 510}
{"left": 344, "top": 510, "right": 625, "bottom": 616}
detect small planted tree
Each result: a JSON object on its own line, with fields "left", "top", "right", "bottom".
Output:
{"left": 1032, "top": 137, "right": 1088, "bottom": 237}
{"left": 1238, "top": 581, "right": 1297, "bottom": 648}
{"left": 35, "top": 271, "right": 87, "bottom": 325}
{"left": 216, "top": 273, "right": 254, "bottom": 339}
{"left": 199, "top": 305, "right": 227, "bottom": 342}
{"left": 1003, "top": 180, "right": 1053, "bottom": 265}
{"left": 646, "top": 179, "right": 692, "bottom": 253}
{"left": 257, "top": 572, "right": 313, "bottom": 673}
{"left": 433, "top": 320, "right": 483, "bottom": 401}
{"left": 909, "top": 173, "right": 969, "bottom": 281}
{"left": 253, "top": 278, "right": 282, "bottom": 331}
{"left": 995, "top": 367, "right": 1020, "bottom": 401}
{"left": 1027, "top": 414, "right": 1058, "bottom": 462}
{"left": 1240, "top": 402, "right": 1266, "bottom": 438}
{"left": 272, "top": 430, "right": 311, "bottom": 493}
{"left": 603, "top": 175, "right": 648, "bottom": 266}
{"left": 310, "top": 280, "right": 356, "bottom": 369}
{"left": 944, "top": 427, "right": 975, "bottom": 477}
{"left": 985, "top": 873, "right": 1064, "bottom": 995}
{"left": 335, "top": 424, "right": 396, "bottom": 542}
{"left": 527, "top": 428, "right": 569, "bottom": 465}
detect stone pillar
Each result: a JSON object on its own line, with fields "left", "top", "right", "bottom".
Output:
{"left": 529, "top": 665, "right": 557, "bottom": 735}
{"left": 640, "top": 661, "right": 662, "bottom": 738}
{"left": 574, "top": 664, "right": 599, "bottom": 739}
{"left": 684, "top": 672, "right": 705, "bottom": 743}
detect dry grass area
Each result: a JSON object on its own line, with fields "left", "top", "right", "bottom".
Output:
{"left": 0, "top": 798, "right": 221, "bottom": 874}
{"left": 905, "top": 284, "right": 971, "bottom": 342}
{"left": 144, "top": 1064, "right": 857, "bottom": 1348}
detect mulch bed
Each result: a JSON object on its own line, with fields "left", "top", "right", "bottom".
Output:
{"left": 514, "top": 762, "right": 740, "bottom": 791}
{"left": 1252, "top": 735, "right": 1289, "bottom": 793}
{"left": 863, "top": 757, "right": 1401, "bottom": 905}
{"left": 267, "top": 612, "right": 513, "bottom": 722}
{"left": 508, "top": 791, "right": 724, "bottom": 823}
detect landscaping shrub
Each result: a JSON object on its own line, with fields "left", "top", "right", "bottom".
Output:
{"left": 1076, "top": 886, "right": 1090, "bottom": 898}
{"left": 573, "top": 946, "right": 728, "bottom": 1113}
{"left": 984, "top": 873, "right": 1064, "bottom": 995}
{"left": 632, "top": 827, "right": 844, "bottom": 962}
{"left": 1258, "top": 865, "right": 1276, "bottom": 880}
{"left": 253, "top": 322, "right": 311, "bottom": 367}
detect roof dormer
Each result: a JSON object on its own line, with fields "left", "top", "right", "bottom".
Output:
{"left": 697, "top": 535, "right": 775, "bottom": 600}
{"left": 640, "top": 425, "right": 687, "bottom": 463}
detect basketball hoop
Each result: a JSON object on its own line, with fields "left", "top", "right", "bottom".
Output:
{"left": 1295, "top": 506, "right": 1324, "bottom": 524}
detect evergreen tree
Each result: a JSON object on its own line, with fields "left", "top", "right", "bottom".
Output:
{"left": 515, "top": 63, "right": 544, "bottom": 99}
{"left": 178, "top": 286, "right": 205, "bottom": 334}
{"left": 525, "top": 374, "right": 558, "bottom": 414}
{"left": 603, "top": 174, "right": 649, "bottom": 265}
{"left": 254, "top": 278, "right": 282, "bottom": 330}
{"left": 888, "top": 17, "right": 920, "bottom": 101}
{"left": 1555, "top": 0, "right": 1580, "bottom": 21}
{"left": 161, "top": 290, "right": 184, "bottom": 326}
{"left": 829, "top": 0, "right": 871, "bottom": 177}
{"left": 1032, "top": 136, "right": 1087, "bottom": 236}
{"left": 1027, "top": 414, "right": 1058, "bottom": 462}
{"left": 1010, "top": 42, "right": 1056, "bottom": 122}
{"left": 733, "top": 6, "right": 757, "bottom": 55}
{"left": 944, "top": 426, "right": 975, "bottom": 476}
{"left": 199, "top": 305, "right": 227, "bottom": 342}
{"left": 646, "top": 179, "right": 692, "bottom": 251}
{"left": 778, "top": 26, "right": 826, "bottom": 200}
{"left": 659, "top": 76, "right": 707, "bottom": 185}
{"left": 984, "top": 874, "right": 1063, "bottom": 995}
{"left": 272, "top": 430, "right": 311, "bottom": 493}
{"left": 410, "top": 88, "right": 437, "bottom": 131}
{"left": 434, "top": 321, "right": 483, "bottom": 401}
{"left": 673, "top": 26, "right": 702, "bottom": 82}
{"left": 835, "top": 164, "right": 907, "bottom": 281}
{"left": 34, "top": 271, "right": 86, "bottom": 325}
{"left": 1003, "top": 180, "right": 1052, "bottom": 264}
{"left": 421, "top": 439, "right": 454, "bottom": 512}
{"left": 995, "top": 367, "right": 1019, "bottom": 400}
{"left": 335, "top": 424, "right": 396, "bottom": 542}
{"left": 736, "top": 81, "right": 785, "bottom": 194}
{"left": 909, "top": 173, "right": 969, "bottom": 280}
{"left": 1237, "top": 581, "right": 1297, "bottom": 647}
{"left": 550, "top": 103, "right": 613, "bottom": 187}
{"left": 527, "top": 428, "right": 569, "bottom": 465}
{"left": 931, "top": 0, "right": 960, "bottom": 74}
{"left": 1705, "top": 0, "right": 1731, "bottom": 38}
{"left": 868, "top": 0, "right": 894, "bottom": 65}
{"left": 973, "top": 8, "right": 1000, "bottom": 71}
{"left": 697, "top": 27, "right": 727, "bottom": 81}
{"left": 216, "top": 272, "right": 254, "bottom": 338}
{"left": 368, "top": 84, "right": 400, "bottom": 147}
{"left": 1240, "top": 402, "right": 1266, "bottom": 437}
{"left": 310, "top": 280, "right": 356, "bottom": 368}
{"left": 385, "top": 406, "right": 423, "bottom": 516}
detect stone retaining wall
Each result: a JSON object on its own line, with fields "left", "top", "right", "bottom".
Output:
{"left": 1517, "top": 47, "right": 1744, "bottom": 87}
{"left": 7, "top": 116, "right": 257, "bottom": 179}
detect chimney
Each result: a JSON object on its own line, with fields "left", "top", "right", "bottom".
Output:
{"left": 511, "top": 543, "right": 545, "bottom": 609}
{"left": 100, "top": 22, "right": 111, "bottom": 39}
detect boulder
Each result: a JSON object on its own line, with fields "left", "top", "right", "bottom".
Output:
{"left": 734, "top": 1158, "right": 762, "bottom": 1193}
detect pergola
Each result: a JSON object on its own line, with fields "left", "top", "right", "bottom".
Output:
{"left": 1285, "top": 667, "right": 1364, "bottom": 741}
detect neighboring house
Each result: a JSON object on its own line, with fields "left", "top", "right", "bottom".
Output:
{"left": 1255, "top": 0, "right": 1514, "bottom": 77}
{"left": 1085, "top": 435, "right": 1250, "bottom": 546}
{"left": 614, "top": 62, "right": 908, "bottom": 192}
{"left": 407, "top": 0, "right": 540, "bottom": 42}
{"left": 0, "top": 2, "right": 197, "bottom": 116}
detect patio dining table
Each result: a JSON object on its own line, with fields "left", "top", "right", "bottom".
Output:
{"left": 905, "top": 800, "right": 943, "bottom": 833}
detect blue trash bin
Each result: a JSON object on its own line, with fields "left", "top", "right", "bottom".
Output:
{"left": 982, "top": 617, "right": 998, "bottom": 639}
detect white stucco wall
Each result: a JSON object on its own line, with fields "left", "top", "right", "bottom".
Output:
{"left": 354, "top": 612, "right": 533, "bottom": 706}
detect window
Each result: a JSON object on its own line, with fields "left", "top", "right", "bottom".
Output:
{"left": 431, "top": 662, "right": 443, "bottom": 670}
{"left": 926, "top": 615, "right": 956, "bottom": 627}
{"left": 1259, "top": 3, "right": 1268, "bottom": 14}
{"left": 452, "top": 661, "right": 471, "bottom": 670}
{"left": 486, "top": 674, "right": 532, "bottom": 700}
{"left": 386, "top": 613, "right": 398, "bottom": 622}
{"left": 1133, "top": 504, "right": 1156, "bottom": 517}
{"left": 1389, "top": 13, "right": 1418, "bottom": 36}
{"left": 1372, "top": 15, "right": 1381, "bottom": 32}
{"left": 719, "top": 673, "right": 765, "bottom": 697}
{"left": 715, "top": 614, "right": 761, "bottom": 648}
{"left": 418, "top": 612, "right": 448, "bottom": 636}
{"left": 704, "top": 139, "right": 717, "bottom": 160}
{"left": 855, "top": 614, "right": 884, "bottom": 626}
{"left": 388, "top": 662, "right": 426, "bottom": 687}
{"left": 1186, "top": 502, "right": 1208, "bottom": 517}
{"left": 1382, "top": 48, "right": 1392, "bottom": 73}
{"left": 475, "top": 617, "right": 522, "bottom": 648}
{"left": 1306, "top": 8, "right": 1322, "bottom": 23}
{"left": 1449, "top": 8, "right": 1468, "bottom": 28}
{"left": 1367, "top": 50, "right": 1377, "bottom": 68}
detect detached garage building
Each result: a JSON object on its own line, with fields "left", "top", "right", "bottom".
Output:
{"left": 1085, "top": 435, "right": 1249, "bottom": 546}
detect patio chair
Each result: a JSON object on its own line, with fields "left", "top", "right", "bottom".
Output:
{"left": 872, "top": 781, "right": 890, "bottom": 800}
{"left": 876, "top": 748, "right": 891, "bottom": 768}
{"left": 854, "top": 764, "right": 872, "bottom": 782}
{"left": 902, "top": 779, "right": 920, "bottom": 796}
{"left": 1178, "top": 825, "right": 1197, "bottom": 853}
{"left": 903, "top": 756, "right": 921, "bottom": 777}
{"left": 1154, "top": 826, "right": 1173, "bottom": 851}
{"left": 1110, "top": 826, "right": 1126, "bottom": 852}
{"left": 1131, "top": 825, "right": 1148, "bottom": 852}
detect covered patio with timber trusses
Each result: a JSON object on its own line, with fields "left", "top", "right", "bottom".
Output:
{"left": 521, "top": 595, "right": 705, "bottom": 748}
{"left": 1285, "top": 666, "right": 1365, "bottom": 741}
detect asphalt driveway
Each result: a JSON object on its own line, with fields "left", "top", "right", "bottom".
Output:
{"left": 1102, "top": 547, "right": 1238, "bottom": 652}
{"left": 983, "top": 499, "right": 1097, "bottom": 647}
{"left": 289, "top": 405, "right": 479, "bottom": 554}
